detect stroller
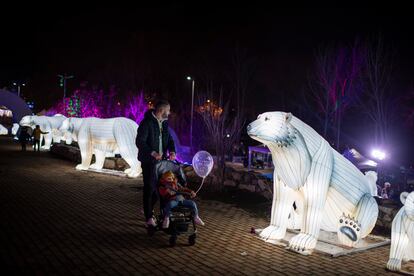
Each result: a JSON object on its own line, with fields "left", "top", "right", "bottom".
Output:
{"left": 147, "top": 160, "right": 197, "bottom": 246}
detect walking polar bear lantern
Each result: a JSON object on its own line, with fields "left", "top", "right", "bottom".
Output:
{"left": 59, "top": 117, "right": 142, "bottom": 178}
{"left": 247, "top": 112, "right": 378, "bottom": 255}
{"left": 386, "top": 191, "right": 414, "bottom": 272}
{"left": 19, "top": 115, "right": 67, "bottom": 149}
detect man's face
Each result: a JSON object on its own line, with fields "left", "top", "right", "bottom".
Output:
{"left": 161, "top": 105, "right": 171, "bottom": 120}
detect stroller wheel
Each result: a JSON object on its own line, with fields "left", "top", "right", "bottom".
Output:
{"left": 188, "top": 234, "right": 196, "bottom": 246}
{"left": 169, "top": 235, "right": 177, "bottom": 247}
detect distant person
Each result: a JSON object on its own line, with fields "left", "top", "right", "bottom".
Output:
{"left": 381, "top": 182, "right": 392, "bottom": 199}
{"left": 32, "top": 125, "right": 48, "bottom": 152}
{"left": 18, "top": 127, "right": 30, "bottom": 151}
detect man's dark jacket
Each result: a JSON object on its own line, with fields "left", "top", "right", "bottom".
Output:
{"left": 136, "top": 109, "right": 176, "bottom": 163}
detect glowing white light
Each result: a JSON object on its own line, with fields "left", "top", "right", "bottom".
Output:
{"left": 248, "top": 111, "right": 378, "bottom": 254}
{"left": 364, "top": 160, "right": 378, "bottom": 167}
{"left": 186, "top": 76, "right": 192, "bottom": 80}
{"left": 371, "top": 149, "right": 386, "bottom": 160}
{"left": 226, "top": 134, "right": 230, "bottom": 138}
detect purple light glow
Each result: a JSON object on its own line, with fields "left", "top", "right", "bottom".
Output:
{"left": 46, "top": 89, "right": 148, "bottom": 123}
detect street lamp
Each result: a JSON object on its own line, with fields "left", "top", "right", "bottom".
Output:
{"left": 58, "top": 74, "right": 74, "bottom": 104}
{"left": 187, "top": 76, "right": 195, "bottom": 153}
{"left": 13, "top": 82, "right": 26, "bottom": 97}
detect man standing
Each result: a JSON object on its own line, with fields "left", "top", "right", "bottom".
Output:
{"left": 136, "top": 100, "right": 176, "bottom": 227}
{"left": 32, "top": 125, "right": 48, "bottom": 152}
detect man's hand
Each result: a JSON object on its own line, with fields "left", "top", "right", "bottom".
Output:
{"left": 169, "top": 152, "right": 176, "bottom": 161}
{"left": 190, "top": 191, "right": 196, "bottom": 198}
{"left": 169, "top": 189, "right": 176, "bottom": 196}
{"left": 151, "top": 151, "right": 162, "bottom": 161}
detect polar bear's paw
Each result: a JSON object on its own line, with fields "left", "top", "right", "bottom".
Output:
{"left": 386, "top": 258, "right": 402, "bottom": 272}
{"left": 76, "top": 164, "right": 89, "bottom": 171}
{"left": 89, "top": 163, "right": 103, "bottom": 170}
{"left": 337, "top": 214, "right": 361, "bottom": 247}
{"left": 288, "top": 233, "right": 317, "bottom": 255}
{"left": 126, "top": 169, "right": 141, "bottom": 178}
{"left": 124, "top": 168, "right": 132, "bottom": 174}
{"left": 259, "top": 225, "right": 286, "bottom": 240}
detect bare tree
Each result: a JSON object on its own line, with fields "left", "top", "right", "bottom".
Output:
{"left": 309, "top": 40, "right": 364, "bottom": 149}
{"left": 196, "top": 86, "right": 244, "bottom": 189}
{"left": 361, "top": 35, "right": 395, "bottom": 146}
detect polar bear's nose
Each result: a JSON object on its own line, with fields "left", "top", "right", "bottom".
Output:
{"left": 247, "top": 124, "right": 252, "bottom": 132}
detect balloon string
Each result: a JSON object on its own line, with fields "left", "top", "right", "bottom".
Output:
{"left": 195, "top": 177, "right": 205, "bottom": 194}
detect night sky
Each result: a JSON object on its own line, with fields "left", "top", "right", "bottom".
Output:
{"left": 1, "top": 5, "right": 413, "bottom": 164}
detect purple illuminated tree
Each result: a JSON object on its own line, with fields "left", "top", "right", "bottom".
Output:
{"left": 360, "top": 35, "right": 395, "bottom": 147}
{"left": 124, "top": 91, "right": 148, "bottom": 124}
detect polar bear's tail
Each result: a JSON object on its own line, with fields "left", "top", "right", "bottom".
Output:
{"left": 364, "top": 170, "right": 378, "bottom": 196}
{"left": 113, "top": 118, "right": 141, "bottom": 177}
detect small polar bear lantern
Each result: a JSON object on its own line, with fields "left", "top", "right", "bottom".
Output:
{"left": 386, "top": 191, "right": 414, "bottom": 272}
{"left": 12, "top": 123, "right": 20, "bottom": 136}
{"left": 0, "top": 124, "right": 8, "bottom": 135}
{"left": 247, "top": 112, "right": 379, "bottom": 255}
{"left": 60, "top": 117, "right": 142, "bottom": 178}
{"left": 19, "top": 115, "right": 66, "bottom": 149}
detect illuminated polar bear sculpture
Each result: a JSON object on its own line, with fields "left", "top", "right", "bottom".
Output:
{"left": 11, "top": 123, "right": 19, "bottom": 135}
{"left": 60, "top": 117, "right": 118, "bottom": 158}
{"left": 0, "top": 124, "right": 7, "bottom": 135}
{"left": 386, "top": 192, "right": 414, "bottom": 272}
{"left": 247, "top": 112, "right": 378, "bottom": 255}
{"left": 19, "top": 115, "right": 66, "bottom": 149}
{"left": 62, "top": 117, "right": 142, "bottom": 178}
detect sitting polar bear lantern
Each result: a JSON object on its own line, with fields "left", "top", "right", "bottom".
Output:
{"left": 247, "top": 112, "right": 378, "bottom": 255}
{"left": 386, "top": 192, "right": 414, "bottom": 272}
{"left": 60, "top": 117, "right": 142, "bottom": 178}
{"left": 19, "top": 115, "right": 66, "bottom": 149}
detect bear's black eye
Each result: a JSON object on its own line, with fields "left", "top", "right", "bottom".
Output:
{"left": 264, "top": 117, "right": 270, "bottom": 121}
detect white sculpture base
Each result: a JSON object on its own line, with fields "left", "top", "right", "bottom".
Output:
{"left": 255, "top": 228, "right": 390, "bottom": 257}
{"left": 81, "top": 168, "right": 142, "bottom": 178}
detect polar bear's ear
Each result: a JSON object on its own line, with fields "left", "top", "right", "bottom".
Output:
{"left": 401, "top": 192, "right": 409, "bottom": 205}
{"left": 285, "top": 113, "right": 292, "bottom": 123}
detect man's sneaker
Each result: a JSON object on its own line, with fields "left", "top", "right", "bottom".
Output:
{"left": 162, "top": 217, "right": 170, "bottom": 229}
{"left": 146, "top": 217, "right": 157, "bottom": 227}
{"left": 194, "top": 216, "right": 205, "bottom": 226}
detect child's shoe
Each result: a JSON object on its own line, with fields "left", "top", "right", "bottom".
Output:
{"left": 194, "top": 216, "right": 205, "bottom": 226}
{"left": 146, "top": 217, "right": 157, "bottom": 227}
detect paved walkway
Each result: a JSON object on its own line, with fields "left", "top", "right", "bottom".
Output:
{"left": 0, "top": 137, "right": 410, "bottom": 275}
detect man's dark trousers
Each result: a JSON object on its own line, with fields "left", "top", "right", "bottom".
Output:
{"left": 141, "top": 162, "right": 158, "bottom": 220}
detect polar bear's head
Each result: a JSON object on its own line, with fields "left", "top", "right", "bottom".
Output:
{"left": 247, "top": 112, "right": 296, "bottom": 147}
{"left": 19, "top": 115, "right": 35, "bottom": 127}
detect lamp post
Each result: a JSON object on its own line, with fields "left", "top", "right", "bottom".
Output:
{"left": 58, "top": 74, "right": 74, "bottom": 103}
{"left": 187, "top": 76, "right": 195, "bottom": 153}
{"left": 13, "top": 82, "right": 26, "bottom": 97}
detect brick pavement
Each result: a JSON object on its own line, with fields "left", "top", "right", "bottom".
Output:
{"left": 0, "top": 137, "right": 412, "bottom": 275}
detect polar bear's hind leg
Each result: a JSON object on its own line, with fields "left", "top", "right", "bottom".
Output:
{"left": 337, "top": 193, "right": 378, "bottom": 247}
{"left": 89, "top": 149, "right": 106, "bottom": 170}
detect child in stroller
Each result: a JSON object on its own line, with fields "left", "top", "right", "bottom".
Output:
{"left": 148, "top": 160, "right": 204, "bottom": 246}
{"left": 159, "top": 171, "right": 205, "bottom": 229}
